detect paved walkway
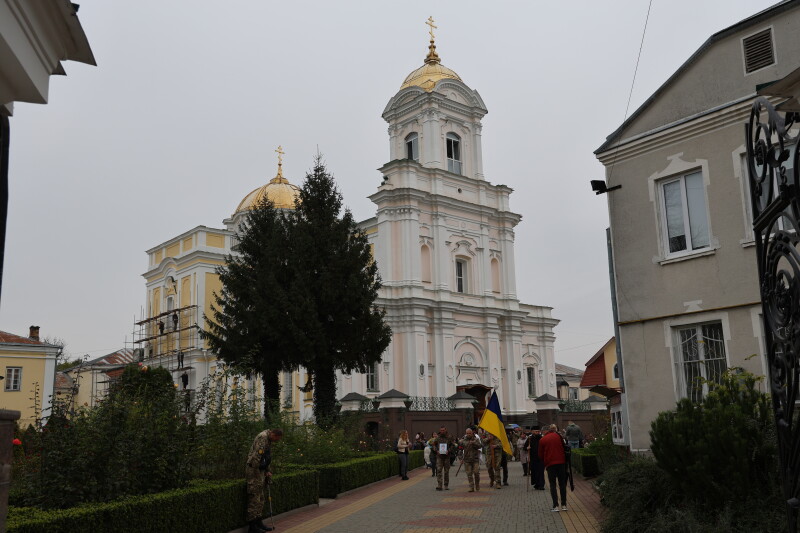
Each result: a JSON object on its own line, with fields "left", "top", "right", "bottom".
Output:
{"left": 261, "top": 462, "right": 604, "bottom": 533}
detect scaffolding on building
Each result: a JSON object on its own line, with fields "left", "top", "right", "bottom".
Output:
{"left": 132, "top": 304, "right": 201, "bottom": 372}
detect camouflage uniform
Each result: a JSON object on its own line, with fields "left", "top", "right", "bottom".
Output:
{"left": 459, "top": 434, "right": 482, "bottom": 492}
{"left": 246, "top": 429, "right": 275, "bottom": 522}
{"left": 433, "top": 432, "right": 456, "bottom": 489}
{"left": 485, "top": 434, "right": 502, "bottom": 489}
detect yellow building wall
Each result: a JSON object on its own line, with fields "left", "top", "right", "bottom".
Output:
{"left": 166, "top": 242, "right": 180, "bottom": 259}
{"left": 183, "top": 237, "right": 194, "bottom": 252}
{"left": 204, "top": 272, "right": 222, "bottom": 348}
{"left": 0, "top": 351, "right": 47, "bottom": 427}
{"left": 207, "top": 233, "right": 225, "bottom": 248}
{"left": 603, "top": 339, "right": 620, "bottom": 389}
{"left": 155, "top": 250, "right": 163, "bottom": 264}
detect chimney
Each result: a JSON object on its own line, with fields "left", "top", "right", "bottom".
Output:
{"left": 29, "top": 326, "right": 40, "bottom": 341}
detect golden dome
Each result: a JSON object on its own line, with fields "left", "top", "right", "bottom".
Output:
{"left": 235, "top": 176, "right": 300, "bottom": 212}
{"left": 400, "top": 61, "right": 462, "bottom": 92}
{"left": 235, "top": 147, "right": 300, "bottom": 212}
{"left": 400, "top": 19, "right": 462, "bottom": 92}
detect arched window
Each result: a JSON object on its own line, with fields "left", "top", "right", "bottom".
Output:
{"left": 420, "top": 244, "right": 432, "bottom": 283}
{"left": 613, "top": 363, "right": 619, "bottom": 380}
{"left": 491, "top": 258, "right": 501, "bottom": 293}
{"left": 405, "top": 132, "right": 419, "bottom": 161}
{"left": 446, "top": 132, "right": 462, "bottom": 174}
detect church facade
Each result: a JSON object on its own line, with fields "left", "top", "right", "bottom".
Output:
{"left": 138, "top": 26, "right": 558, "bottom": 421}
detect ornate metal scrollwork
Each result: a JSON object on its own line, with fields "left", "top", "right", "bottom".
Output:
{"left": 407, "top": 396, "right": 455, "bottom": 411}
{"left": 746, "top": 96, "right": 800, "bottom": 531}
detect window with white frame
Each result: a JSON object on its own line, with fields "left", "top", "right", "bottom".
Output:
{"left": 613, "top": 363, "right": 619, "bottom": 380}
{"left": 674, "top": 321, "right": 727, "bottom": 402}
{"left": 446, "top": 132, "right": 462, "bottom": 174}
{"left": 741, "top": 146, "right": 796, "bottom": 237}
{"left": 526, "top": 367, "right": 536, "bottom": 398}
{"left": 569, "top": 387, "right": 579, "bottom": 400}
{"left": 611, "top": 407, "right": 624, "bottom": 443}
{"left": 4, "top": 367, "right": 21, "bottom": 392}
{"left": 366, "top": 362, "right": 379, "bottom": 392}
{"left": 455, "top": 258, "right": 468, "bottom": 293}
{"left": 660, "top": 170, "right": 710, "bottom": 255}
{"left": 405, "top": 133, "right": 419, "bottom": 161}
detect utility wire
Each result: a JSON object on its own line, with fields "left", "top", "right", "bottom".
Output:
{"left": 607, "top": 0, "right": 654, "bottom": 180}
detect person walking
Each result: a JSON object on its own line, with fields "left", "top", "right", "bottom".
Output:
{"left": 526, "top": 427, "right": 546, "bottom": 490}
{"left": 397, "top": 430, "right": 411, "bottom": 480}
{"left": 245, "top": 427, "right": 284, "bottom": 532}
{"left": 433, "top": 426, "right": 456, "bottom": 490}
{"left": 427, "top": 435, "right": 438, "bottom": 477}
{"left": 518, "top": 430, "right": 529, "bottom": 476}
{"left": 539, "top": 424, "right": 568, "bottom": 512}
{"left": 565, "top": 421, "right": 583, "bottom": 449}
{"left": 484, "top": 431, "right": 503, "bottom": 490}
{"left": 459, "top": 428, "right": 482, "bottom": 492}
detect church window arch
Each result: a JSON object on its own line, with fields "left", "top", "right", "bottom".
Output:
{"left": 421, "top": 244, "right": 432, "bottom": 283}
{"left": 446, "top": 132, "right": 462, "bottom": 174}
{"left": 490, "top": 258, "right": 501, "bottom": 294}
{"left": 613, "top": 363, "right": 619, "bottom": 380}
{"left": 405, "top": 132, "right": 419, "bottom": 162}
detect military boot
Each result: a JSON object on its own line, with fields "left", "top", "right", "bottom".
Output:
{"left": 475, "top": 474, "right": 480, "bottom": 491}
{"left": 248, "top": 519, "right": 268, "bottom": 532}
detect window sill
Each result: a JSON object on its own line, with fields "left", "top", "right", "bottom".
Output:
{"left": 657, "top": 247, "right": 717, "bottom": 266}
{"left": 740, "top": 238, "right": 755, "bottom": 248}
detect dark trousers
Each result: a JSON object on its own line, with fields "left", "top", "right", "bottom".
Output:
{"left": 398, "top": 453, "right": 408, "bottom": 477}
{"left": 530, "top": 459, "right": 545, "bottom": 488}
{"left": 500, "top": 453, "right": 508, "bottom": 483}
{"left": 547, "top": 463, "right": 568, "bottom": 507}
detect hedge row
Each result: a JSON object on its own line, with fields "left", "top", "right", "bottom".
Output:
{"left": 7, "top": 470, "right": 319, "bottom": 533}
{"left": 570, "top": 448, "right": 600, "bottom": 477}
{"left": 287, "top": 450, "right": 425, "bottom": 498}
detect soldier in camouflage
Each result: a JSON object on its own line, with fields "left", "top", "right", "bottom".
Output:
{"left": 459, "top": 428, "right": 482, "bottom": 492}
{"left": 433, "top": 426, "right": 456, "bottom": 491}
{"left": 246, "top": 428, "right": 283, "bottom": 532}
{"left": 484, "top": 431, "right": 503, "bottom": 489}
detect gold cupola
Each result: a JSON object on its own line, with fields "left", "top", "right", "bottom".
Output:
{"left": 235, "top": 146, "right": 301, "bottom": 212}
{"left": 400, "top": 17, "right": 462, "bottom": 92}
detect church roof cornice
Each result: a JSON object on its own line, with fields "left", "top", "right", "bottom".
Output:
{"left": 142, "top": 249, "right": 228, "bottom": 279}
{"left": 145, "top": 225, "right": 231, "bottom": 255}
{"left": 383, "top": 83, "right": 487, "bottom": 123}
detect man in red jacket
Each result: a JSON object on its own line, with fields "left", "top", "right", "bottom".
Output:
{"left": 538, "top": 424, "right": 568, "bottom": 512}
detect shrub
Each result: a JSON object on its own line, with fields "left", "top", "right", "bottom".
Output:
{"left": 7, "top": 471, "right": 318, "bottom": 533}
{"left": 650, "top": 369, "right": 777, "bottom": 508}
{"left": 570, "top": 448, "right": 599, "bottom": 477}
{"left": 286, "top": 450, "right": 425, "bottom": 498}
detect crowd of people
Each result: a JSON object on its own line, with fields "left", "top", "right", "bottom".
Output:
{"left": 242, "top": 420, "right": 588, "bottom": 531}
{"left": 406, "top": 420, "right": 588, "bottom": 512}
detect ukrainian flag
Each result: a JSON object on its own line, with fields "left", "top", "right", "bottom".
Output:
{"left": 478, "top": 391, "right": 513, "bottom": 456}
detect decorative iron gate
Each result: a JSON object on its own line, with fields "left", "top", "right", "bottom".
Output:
{"left": 746, "top": 97, "right": 800, "bottom": 532}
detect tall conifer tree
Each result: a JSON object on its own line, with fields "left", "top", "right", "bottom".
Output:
{"left": 288, "top": 157, "right": 392, "bottom": 423}
{"left": 203, "top": 198, "right": 299, "bottom": 421}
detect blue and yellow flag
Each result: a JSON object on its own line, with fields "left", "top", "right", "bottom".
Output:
{"left": 478, "top": 391, "right": 513, "bottom": 456}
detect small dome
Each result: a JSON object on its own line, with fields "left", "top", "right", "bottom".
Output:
{"left": 400, "top": 61, "right": 462, "bottom": 92}
{"left": 235, "top": 175, "right": 300, "bottom": 213}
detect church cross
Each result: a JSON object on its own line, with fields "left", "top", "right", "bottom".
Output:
{"left": 426, "top": 16, "right": 437, "bottom": 41}
{"left": 275, "top": 145, "right": 285, "bottom": 167}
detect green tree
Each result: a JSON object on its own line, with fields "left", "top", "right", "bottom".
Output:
{"left": 286, "top": 157, "right": 391, "bottom": 423}
{"left": 203, "top": 197, "right": 299, "bottom": 420}
{"left": 649, "top": 368, "right": 777, "bottom": 508}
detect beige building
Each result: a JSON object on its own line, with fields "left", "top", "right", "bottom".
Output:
{"left": 595, "top": 1, "right": 800, "bottom": 451}
{"left": 0, "top": 328, "right": 60, "bottom": 427}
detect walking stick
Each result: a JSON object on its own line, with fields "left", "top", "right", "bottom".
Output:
{"left": 266, "top": 479, "right": 276, "bottom": 530}
{"left": 455, "top": 454, "right": 464, "bottom": 477}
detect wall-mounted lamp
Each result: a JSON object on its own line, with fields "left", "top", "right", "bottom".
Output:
{"left": 590, "top": 180, "right": 622, "bottom": 195}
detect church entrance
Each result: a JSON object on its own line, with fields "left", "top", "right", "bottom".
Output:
{"left": 458, "top": 384, "right": 491, "bottom": 425}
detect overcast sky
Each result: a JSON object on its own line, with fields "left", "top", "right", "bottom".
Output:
{"left": 0, "top": 0, "right": 777, "bottom": 370}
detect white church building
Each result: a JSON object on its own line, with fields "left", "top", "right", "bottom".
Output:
{"left": 136, "top": 24, "right": 558, "bottom": 422}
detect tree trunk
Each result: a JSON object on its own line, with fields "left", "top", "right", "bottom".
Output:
{"left": 312, "top": 364, "right": 338, "bottom": 428}
{"left": 261, "top": 367, "right": 280, "bottom": 424}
